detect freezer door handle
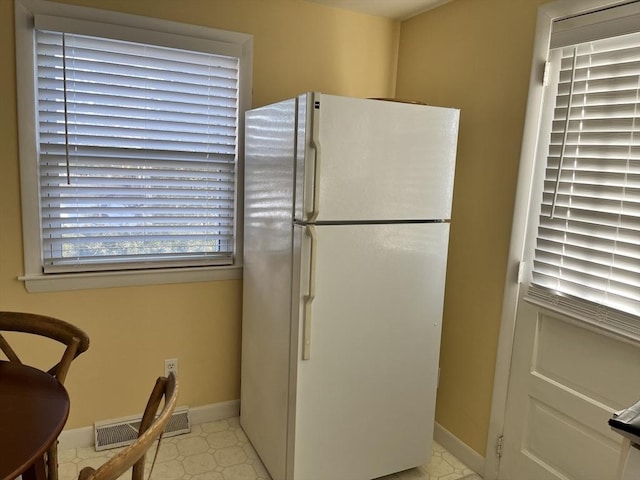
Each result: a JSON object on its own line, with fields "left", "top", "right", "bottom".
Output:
{"left": 306, "top": 99, "right": 321, "bottom": 221}
{"left": 302, "top": 225, "right": 317, "bottom": 360}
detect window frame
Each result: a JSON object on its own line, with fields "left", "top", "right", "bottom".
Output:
{"left": 522, "top": 1, "right": 640, "bottom": 334}
{"left": 14, "top": 0, "right": 253, "bottom": 292}
{"left": 525, "top": 27, "right": 640, "bottom": 332}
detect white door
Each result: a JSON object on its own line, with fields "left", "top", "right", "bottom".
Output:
{"left": 289, "top": 222, "right": 449, "bottom": 480}
{"left": 498, "top": 300, "right": 640, "bottom": 480}
{"left": 294, "top": 93, "right": 459, "bottom": 222}
{"left": 494, "top": 2, "right": 640, "bottom": 479}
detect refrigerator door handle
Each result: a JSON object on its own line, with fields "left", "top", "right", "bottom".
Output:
{"left": 302, "top": 225, "right": 317, "bottom": 360}
{"left": 306, "top": 100, "right": 321, "bottom": 222}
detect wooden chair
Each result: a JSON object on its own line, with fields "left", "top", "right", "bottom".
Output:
{"left": 0, "top": 311, "right": 90, "bottom": 480}
{"left": 78, "top": 372, "right": 179, "bottom": 480}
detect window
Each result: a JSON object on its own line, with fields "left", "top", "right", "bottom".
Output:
{"left": 15, "top": 0, "right": 252, "bottom": 291}
{"left": 525, "top": 1, "right": 640, "bottom": 334}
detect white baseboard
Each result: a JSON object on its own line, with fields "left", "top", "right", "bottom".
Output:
{"left": 58, "top": 399, "right": 240, "bottom": 451}
{"left": 58, "top": 424, "right": 94, "bottom": 451}
{"left": 188, "top": 399, "right": 240, "bottom": 425}
{"left": 434, "top": 422, "right": 486, "bottom": 477}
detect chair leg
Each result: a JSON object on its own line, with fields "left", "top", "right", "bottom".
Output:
{"left": 47, "top": 442, "right": 59, "bottom": 480}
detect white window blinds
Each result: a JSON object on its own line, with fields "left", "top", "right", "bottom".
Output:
{"left": 36, "top": 30, "right": 239, "bottom": 272}
{"left": 527, "top": 25, "right": 640, "bottom": 331}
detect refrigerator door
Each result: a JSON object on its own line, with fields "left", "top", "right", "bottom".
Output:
{"left": 291, "top": 222, "right": 449, "bottom": 480}
{"left": 295, "top": 93, "right": 459, "bottom": 223}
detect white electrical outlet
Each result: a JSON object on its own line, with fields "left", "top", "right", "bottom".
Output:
{"left": 164, "top": 358, "right": 178, "bottom": 377}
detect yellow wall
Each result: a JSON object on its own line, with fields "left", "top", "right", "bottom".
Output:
{"left": 0, "top": 0, "right": 399, "bottom": 428}
{"left": 396, "top": 0, "right": 548, "bottom": 455}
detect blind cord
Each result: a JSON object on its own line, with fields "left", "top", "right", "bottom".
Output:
{"left": 61, "top": 33, "right": 71, "bottom": 185}
{"left": 550, "top": 47, "right": 578, "bottom": 219}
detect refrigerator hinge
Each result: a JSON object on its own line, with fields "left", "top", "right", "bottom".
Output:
{"left": 496, "top": 434, "right": 504, "bottom": 458}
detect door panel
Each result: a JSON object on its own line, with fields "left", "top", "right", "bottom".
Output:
{"left": 291, "top": 222, "right": 449, "bottom": 480}
{"left": 499, "top": 301, "right": 640, "bottom": 480}
{"left": 295, "top": 93, "right": 459, "bottom": 222}
{"left": 495, "top": 3, "right": 640, "bottom": 479}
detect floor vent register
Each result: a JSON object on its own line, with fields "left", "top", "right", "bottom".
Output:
{"left": 94, "top": 406, "right": 190, "bottom": 451}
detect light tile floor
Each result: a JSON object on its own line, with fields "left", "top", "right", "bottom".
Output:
{"left": 58, "top": 417, "right": 477, "bottom": 480}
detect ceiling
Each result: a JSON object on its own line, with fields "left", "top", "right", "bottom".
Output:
{"left": 305, "top": 0, "right": 452, "bottom": 20}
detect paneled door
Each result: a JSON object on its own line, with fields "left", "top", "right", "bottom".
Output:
{"left": 494, "top": 1, "right": 640, "bottom": 478}
{"left": 498, "top": 300, "right": 640, "bottom": 479}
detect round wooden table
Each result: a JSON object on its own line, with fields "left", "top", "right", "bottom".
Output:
{"left": 0, "top": 361, "right": 70, "bottom": 480}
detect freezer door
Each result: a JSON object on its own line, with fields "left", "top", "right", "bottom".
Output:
{"left": 291, "top": 222, "right": 449, "bottom": 480}
{"left": 295, "top": 93, "right": 459, "bottom": 222}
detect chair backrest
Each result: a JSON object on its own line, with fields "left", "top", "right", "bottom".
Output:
{"left": 0, "top": 311, "right": 90, "bottom": 384}
{"left": 78, "top": 372, "right": 179, "bottom": 480}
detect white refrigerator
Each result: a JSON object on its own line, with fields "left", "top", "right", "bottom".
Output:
{"left": 241, "top": 92, "right": 459, "bottom": 480}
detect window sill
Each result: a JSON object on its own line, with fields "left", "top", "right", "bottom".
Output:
{"left": 19, "top": 265, "right": 243, "bottom": 293}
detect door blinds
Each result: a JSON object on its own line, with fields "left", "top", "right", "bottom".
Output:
{"left": 36, "top": 30, "right": 239, "bottom": 272}
{"left": 527, "top": 3, "right": 640, "bottom": 334}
